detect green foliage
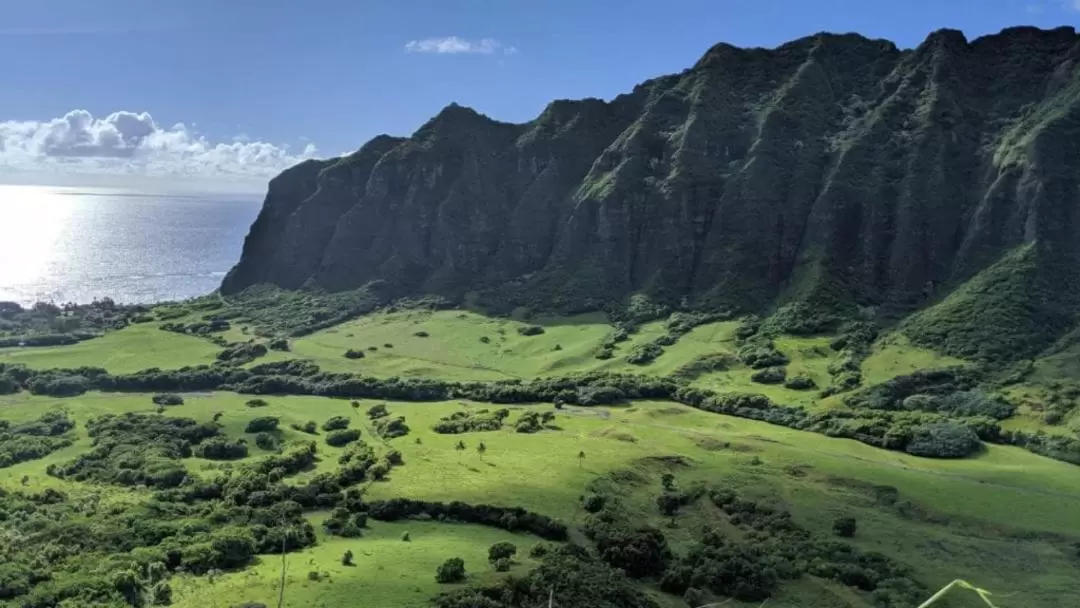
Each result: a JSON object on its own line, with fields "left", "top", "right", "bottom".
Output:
{"left": 751, "top": 366, "right": 787, "bottom": 385}
{"left": 344, "top": 349, "right": 365, "bottom": 359}
{"left": 325, "top": 429, "right": 362, "bottom": 447}
{"left": 245, "top": 398, "right": 269, "bottom": 408}
{"left": 784, "top": 374, "right": 816, "bottom": 390}
{"left": 194, "top": 437, "right": 250, "bottom": 460}
{"left": 321, "top": 415, "right": 351, "bottom": 431}
{"left": 254, "top": 432, "right": 277, "bottom": 451}
{"left": 152, "top": 393, "right": 185, "bottom": 406}
{"left": 433, "top": 409, "right": 504, "bottom": 434}
{"left": 487, "top": 541, "right": 516, "bottom": 562}
{"left": 905, "top": 422, "right": 982, "bottom": 458}
{"left": 373, "top": 415, "right": 410, "bottom": 439}
{"left": 216, "top": 342, "right": 268, "bottom": 365}
{"left": 904, "top": 246, "right": 1076, "bottom": 363}
{"left": 0, "top": 411, "right": 75, "bottom": 468}
{"left": 516, "top": 325, "right": 545, "bottom": 336}
{"left": 737, "top": 337, "right": 789, "bottom": 369}
{"left": 244, "top": 417, "right": 279, "bottom": 433}
{"left": 435, "top": 557, "right": 466, "bottom": 583}
{"left": 367, "top": 403, "right": 389, "bottom": 419}
{"left": 627, "top": 342, "right": 663, "bottom": 365}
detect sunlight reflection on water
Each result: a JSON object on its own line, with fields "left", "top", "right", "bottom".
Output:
{"left": 0, "top": 185, "right": 261, "bottom": 305}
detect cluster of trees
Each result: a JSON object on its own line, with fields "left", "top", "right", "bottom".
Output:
{"left": 737, "top": 337, "right": 789, "bottom": 369}
{"left": 0, "top": 411, "right": 75, "bottom": 468}
{"left": 373, "top": 416, "right": 410, "bottom": 439}
{"left": 514, "top": 410, "right": 555, "bottom": 433}
{"left": 216, "top": 342, "right": 268, "bottom": 365}
{"left": 47, "top": 413, "right": 220, "bottom": 488}
{"left": 326, "top": 429, "right": 362, "bottom": 447}
{"left": 751, "top": 366, "right": 786, "bottom": 384}
{"left": 364, "top": 498, "right": 568, "bottom": 540}
{"left": 0, "top": 297, "right": 143, "bottom": 342}
{"left": 159, "top": 317, "right": 231, "bottom": 335}
{"left": 517, "top": 324, "right": 545, "bottom": 336}
{"left": 432, "top": 408, "right": 509, "bottom": 434}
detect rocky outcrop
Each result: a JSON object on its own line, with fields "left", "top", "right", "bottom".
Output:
{"left": 223, "top": 27, "right": 1080, "bottom": 326}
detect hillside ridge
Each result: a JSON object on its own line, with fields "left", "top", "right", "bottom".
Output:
{"left": 222, "top": 26, "right": 1080, "bottom": 360}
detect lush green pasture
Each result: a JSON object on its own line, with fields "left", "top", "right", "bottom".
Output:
{"left": 0, "top": 322, "right": 220, "bottom": 373}
{"left": 285, "top": 309, "right": 740, "bottom": 380}
{"left": 862, "top": 334, "right": 967, "bottom": 386}
{"left": 2, "top": 391, "right": 1077, "bottom": 607}
{"left": 171, "top": 520, "right": 540, "bottom": 608}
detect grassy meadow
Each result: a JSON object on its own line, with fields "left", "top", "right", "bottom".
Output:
{"left": 2, "top": 389, "right": 1078, "bottom": 607}
{"left": 0, "top": 321, "right": 220, "bottom": 373}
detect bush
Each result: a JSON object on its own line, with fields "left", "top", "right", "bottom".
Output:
{"left": 627, "top": 343, "right": 663, "bottom": 365}
{"left": 152, "top": 393, "right": 184, "bottom": 406}
{"left": 245, "top": 398, "right": 269, "bottom": 408}
{"left": 373, "top": 416, "right": 410, "bottom": 439}
{"left": 833, "top": 516, "right": 857, "bottom": 537}
{"left": 436, "top": 557, "right": 466, "bottom": 583}
{"left": 245, "top": 417, "right": 279, "bottom": 433}
{"left": 488, "top": 541, "right": 517, "bottom": 562}
{"left": 751, "top": 367, "right": 786, "bottom": 385}
{"left": 342, "top": 550, "right": 353, "bottom": 566}
{"left": 414, "top": 331, "right": 430, "bottom": 338}
{"left": 268, "top": 338, "right": 289, "bottom": 351}
{"left": 737, "top": 339, "right": 789, "bottom": 369}
{"left": 344, "top": 349, "right": 365, "bottom": 359}
{"left": 367, "top": 404, "right": 389, "bottom": 419}
{"left": 322, "top": 416, "right": 351, "bottom": 431}
{"left": 254, "top": 432, "right": 277, "bottom": 451}
{"left": 784, "top": 375, "right": 816, "bottom": 390}
{"left": 905, "top": 422, "right": 981, "bottom": 458}
{"left": 194, "top": 438, "right": 249, "bottom": 460}
{"left": 528, "top": 543, "right": 550, "bottom": 558}
{"left": 492, "top": 557, "right": 512, "bottom": 572}
{"left": 326, "top": 429, "right": 362, "bottom": 447}
{"left": 517, "top": 325, "right": 545, "bottom": 336}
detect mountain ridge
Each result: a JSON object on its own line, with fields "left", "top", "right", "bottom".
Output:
{"left": 222, "top": 25, "right": 1080, "bottom": 361}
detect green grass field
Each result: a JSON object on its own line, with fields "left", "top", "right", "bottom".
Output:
{"left": 284, "top": 309, "right": 741, "bottom": 381}
{"left": 2, "top": 390, "right": 1077, "bottom": 608}
{"left": 0, "top": 322, "right": 221, "bottom": 373}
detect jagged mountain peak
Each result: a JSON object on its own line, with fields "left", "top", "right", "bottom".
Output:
{"left": 223, "top": 26, "right": 1080, "bottom": 360}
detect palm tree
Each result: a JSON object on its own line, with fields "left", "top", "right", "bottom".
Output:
{"left": 578, "top": 450, "right": 585, "bottom": 468}
{"left": 477, "top": 441, "right": 487, "bottom": 461}
{"left": 455, "top": 440, "right": 466, "bottom": 463}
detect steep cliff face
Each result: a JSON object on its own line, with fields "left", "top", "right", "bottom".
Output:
{"left": 223, "top": 27, "right": 1080, "bottom": 337}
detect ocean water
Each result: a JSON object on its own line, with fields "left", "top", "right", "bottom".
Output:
{"left": 0, "top": 185, "right": 263, "bottom": 306}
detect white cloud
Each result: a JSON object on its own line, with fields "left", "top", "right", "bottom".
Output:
{"left": 404, "top": 36, "right": 517, "bottom": 55}
{"left": 0, "top": 109, "right": 318, "bottom": 192}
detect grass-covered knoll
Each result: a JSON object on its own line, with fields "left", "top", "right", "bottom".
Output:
{"left": 861, "top": 335, "right": 967, "bottom": 387}
{"left": 287, "top": 309, "right": 740, "bottom": 381}
{"left": 1, "top": 392, "right": 1076, "bottom": 607}
{"left": 0, "top": 322, "right": 221, "bottom": 373}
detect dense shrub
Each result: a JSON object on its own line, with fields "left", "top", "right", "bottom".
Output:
{"left": 488, "top": 542, "right": 516, "bottom": 562}
{"left": 414, "top": 331, "right": 430, "bottom": 338}
{"left": 245, "top": 398, "right": 269, "bottom": 408}
{"left": 267, "top": 338, "right": 289, "bottom": 351}
{"left": 344, "top": 349, "right": 365, "bottom": 359}
{"left": 244, "top": 417, "right": 280, "bottom": 433}
{"left": 435, "top": 558, "right": 465, "bottom": 583}
{"left": 217, "top": 342, "right": 268, "bottom": 365}
{"left": 373, "top": 416, "right": 409, "bottom": 439}
{"left": 254, "top": 432, "right": 277, "bottom": 451}
{"left": 366, "top": 498, "right": 567, "bottom": 540}
{"left": 433, "top": 410, "right": 503, "bottom": 434}
{"left": 194, "top": 438, "right": 249, "bottom": 460}
{"left": 152, "top": 393, "right": 185, "bottom": 406}
{"left": 326, "top": 429, "right": 362, "bottom": 447}
{"left": 517, "top": 325, "right": 545, "bottom": 336}
{"left": 322, "top": 416, "right": 351, "bottom": 432}
{"left": 367, "top": 403, "right": 389, "bottom": 419}
{"left": 737, "top": 338, "right": 789, "bottom": 369}
{"left": 833, "top": 517, "right": 857, "bottom": 537}
{"left": 751, "top": 367, "right": 786, "bottom": 385}
{"left": 627, "top": 343, "right": 663, "bottom": 366}
{"left": 904, "top": 423, "right": 982, "bottom": 458}
{"left": 784, "top": 374, "right": 816, "bottom": 390}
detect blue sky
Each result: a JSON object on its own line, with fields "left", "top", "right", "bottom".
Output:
{"left": 1, "top": 0, "right": 1078, "bottom": 191}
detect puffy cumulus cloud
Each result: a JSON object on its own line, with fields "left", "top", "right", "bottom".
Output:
{"left": 405, "top": 36, "right": 517, "bottom": 55}
{"left": 0, "top": 109, "right": 318, "bottom": 191}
